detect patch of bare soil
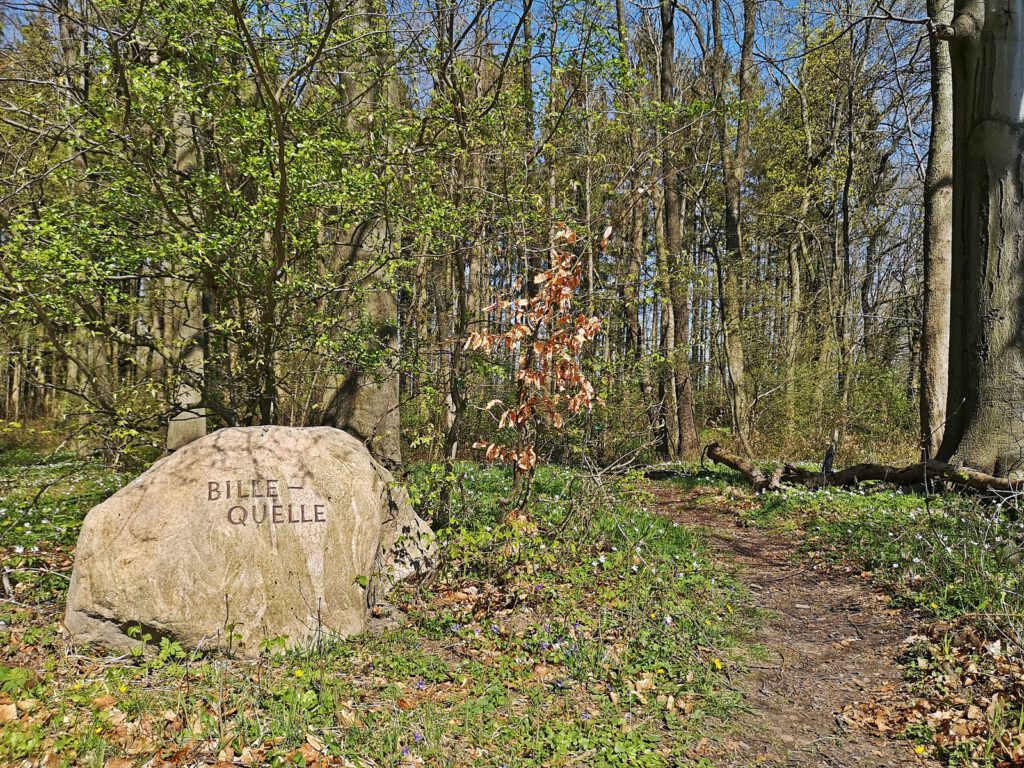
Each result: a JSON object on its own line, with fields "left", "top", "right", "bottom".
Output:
{"left": 649, "top": 484, "right": 939, "bottom": 768}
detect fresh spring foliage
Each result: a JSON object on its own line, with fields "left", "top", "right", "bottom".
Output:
{"left": 2, "top": 0, "right": 927, "bottom": 464}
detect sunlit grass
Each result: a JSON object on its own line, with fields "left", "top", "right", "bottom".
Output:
{"left": 1, "top": 453, "right": 747, "bottom": 767}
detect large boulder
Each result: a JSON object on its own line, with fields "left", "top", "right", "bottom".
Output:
{"left": 65, "top": 426, "right": 434, "bottom": 655}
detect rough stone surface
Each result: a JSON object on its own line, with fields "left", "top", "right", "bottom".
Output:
{"left": 65, "top": 426, "right": 434, "bottom": 655}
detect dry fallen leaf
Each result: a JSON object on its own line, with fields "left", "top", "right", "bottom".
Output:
{"left": 16, "top": 698, "right": 39, "bottom": 713}
{"left": 532, "top": 664, "right": 555, "bottom": 680}
{"left": 337, "top": 706, "right": 362, "bottom": 728}
{"left": 92, "top": 694, "right": 117, "bottom": 711}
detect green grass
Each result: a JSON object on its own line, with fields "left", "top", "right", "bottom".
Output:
{"left": 737, "top": 484, "right": 1024, "bottom": 634}
{"left": 0, "top": 453, "right": 747, "bottom": 767}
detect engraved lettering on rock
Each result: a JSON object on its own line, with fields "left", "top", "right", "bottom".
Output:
{"left": 206, "top": 478, "right": 327, "bottom": 527}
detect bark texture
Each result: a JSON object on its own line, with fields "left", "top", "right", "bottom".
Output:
{"left": 317, "top": 0, "right": 402, "bottom": 468}
{"left": 166, "top": 109, "right": 207, "bottom": 451}
{"left": 938, "top": 0, "right": 1024, "bottom": 475}
{"left": 713, "top": 0, "right": 757, "bottom": 456}
{"left": 320, "top": 227, "right": 403, "bottom": 469}
{"left": 660, "top": 0, "right": 700, "bottom": 458}
{"left": 919, "top": 0, "right": 954, "bottom": 460}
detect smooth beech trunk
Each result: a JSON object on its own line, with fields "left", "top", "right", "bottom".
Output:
{"left": 319, "top": 0, "right": 402, "bottom": 468}
{"left": 937, "top": 0, "right": 1024, "bottom": 474}
{"left": 166, "top": 109, "right": 207, "bottom": 451}
{"left": 320, "top": 252, "right": 403, "bottom": 468}
{"left": 919, "top": 0, "right": 953, "bottom": 460}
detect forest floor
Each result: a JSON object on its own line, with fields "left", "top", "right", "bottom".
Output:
{"left": 2, "top": 451, "right": 1023, "bottom": 767}
{"left": 648, "top": 482, "right": 938, "bottom": 767}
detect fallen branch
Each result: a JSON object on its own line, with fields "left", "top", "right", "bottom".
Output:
{"left": 703, "top": 443, "right": 784, "bottom": 491}
{"left": 705, "top": 442, "right": 1022, "bottom": 494}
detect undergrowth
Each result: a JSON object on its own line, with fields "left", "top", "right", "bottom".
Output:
{"left": 0, "top": 452, "right": 746, "bottom": 767}
{"left": 744, "top": 486, "right": 1024, "bottom": 643}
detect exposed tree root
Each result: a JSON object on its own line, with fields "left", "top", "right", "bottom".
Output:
{"left": 705, "top": 442, "right": 1022, "bottom": 494}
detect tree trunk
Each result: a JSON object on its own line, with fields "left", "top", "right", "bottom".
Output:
{"left": 320, "top": 226, "right": 404, "bottom": 469}
{"left": 785, "top": 236, "right": 803, "bottom": 434}
{"left": 627, "top": 190, "right": 660, "bottom": 442}
{"left": 919, "top": 0, "right": 954, "bottom": 460}
{"left": 937, "top": 0, "right": 1024, "bottom": 474}
{"left": 319, "top": 2, "right": 402, "bottom": 468}
{"left": 837, "top": 58, "right": 856, "bottom": 405}
{"left": 712, "top": 0, "right": 757, "bottom": 455}
{"left": 660, "top": 0, "right": 700, "bottom": 458}
{"left": 166, "top": 109, "right": 207, "bottom": 451}
{"left": 706, "top": 441, "right": 1022, "bottom": 494}
{"left": 653, "top": 188, "right": 678, "bottom": 456}
{"left": 9, "top": 337, "right": 22, "bottom": 422}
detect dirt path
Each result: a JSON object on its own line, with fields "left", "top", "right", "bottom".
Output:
{"left": 649, "top": 484, "right": 939, "bottom": 768}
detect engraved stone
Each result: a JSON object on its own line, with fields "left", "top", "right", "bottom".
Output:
{"left": 64, "top": 426, "right": 434, "bottom": 655}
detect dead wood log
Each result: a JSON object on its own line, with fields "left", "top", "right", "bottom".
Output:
{"left": 704, "top": 443, "right": 784, "bottom": 491}
{"left": 705, "top": 442, "right": 1022, "bottom": 495}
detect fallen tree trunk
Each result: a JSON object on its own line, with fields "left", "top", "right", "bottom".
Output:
{"left": 703, "top": 444, "right": 784, "bottom": 491}
{"left": 705, "top": 442, "right": 1022, "bottom": 495}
